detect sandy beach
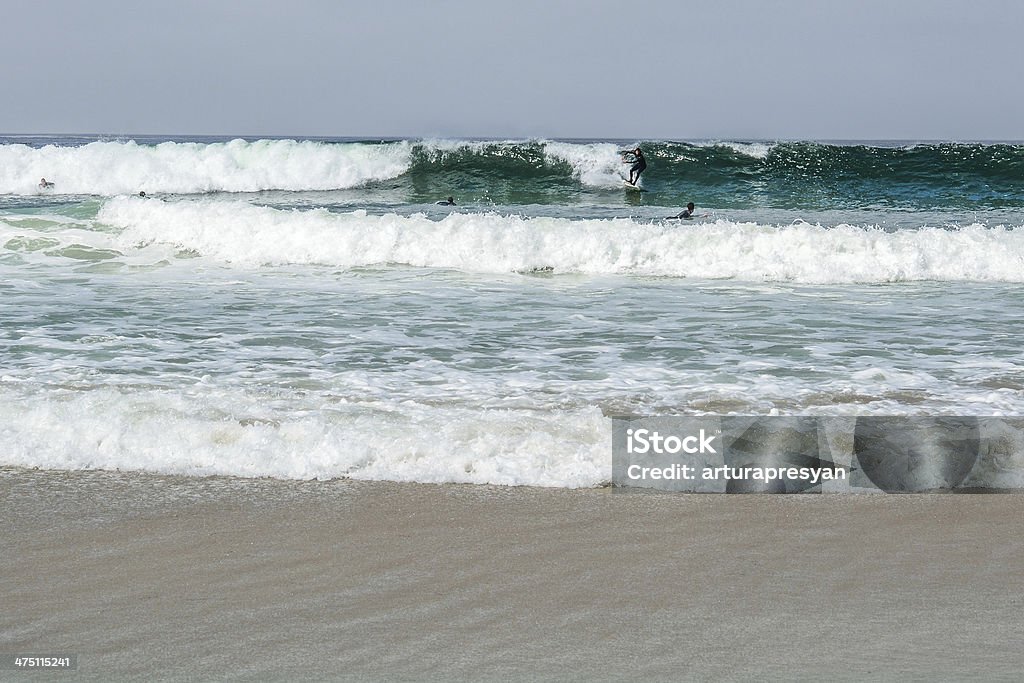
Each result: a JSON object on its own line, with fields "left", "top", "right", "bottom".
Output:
{"left": 2, "top": 467, "right": 1022, "bottom": 681}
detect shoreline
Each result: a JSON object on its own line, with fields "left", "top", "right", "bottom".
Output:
{"left": 3, "top": 467, "right": 1023, "bottom": 680}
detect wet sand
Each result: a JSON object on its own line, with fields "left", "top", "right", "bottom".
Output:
{"left": 2, "top": 468, "right": 1023, "bottom": 681}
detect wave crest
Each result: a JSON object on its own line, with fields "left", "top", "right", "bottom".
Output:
{"left": 94, "top": 198, "right": 1024, "bottom": 283}
{"left": 0, "top": 139, "right": 413, "bottom": 195}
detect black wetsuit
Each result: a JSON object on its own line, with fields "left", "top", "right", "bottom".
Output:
{"left": 630, "top": 152, "right": 647, "bottom": 176}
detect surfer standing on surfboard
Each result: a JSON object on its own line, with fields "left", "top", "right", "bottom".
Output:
{"left": 620, "top": 147, "right": 647, "bottom": 185}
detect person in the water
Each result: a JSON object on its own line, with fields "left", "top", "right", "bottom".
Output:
{"left": 436, "top": 196, "right": 456, "bottom": 206}
{"left": 39, "top": 177, "right": 55, "bottom": 189}
{"left": 668, "top": 202, "right": 707, "bottom": 219}
{"left": 620, "top": 147, "right": 647, "bottom": 185}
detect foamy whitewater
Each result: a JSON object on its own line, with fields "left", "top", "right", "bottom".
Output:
{"left": 3, "top": 135, "right": 1024, "bottom": 487}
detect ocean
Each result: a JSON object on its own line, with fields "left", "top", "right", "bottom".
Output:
{"left": 2, "top": 135, "right": 1023, "bottom": 488}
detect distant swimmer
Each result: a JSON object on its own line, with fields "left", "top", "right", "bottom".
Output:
{"left": 436, "top": 196, "right": 456, "bottom": 206}
{"left": 619, "top": 147, "right": 647, "bottom": 185}
{"left": 39, "top": 177, "right": 55, "bottom": 189}
{"left": 668, "top": 202, "right": 708, "bottom": 220}
{"left": 138, "top": 191, "right": 147, "bottom": 197}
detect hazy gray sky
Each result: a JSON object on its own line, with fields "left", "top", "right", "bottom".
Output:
{"left": 2, "top": 0, "right": 1021, "bottom": 140}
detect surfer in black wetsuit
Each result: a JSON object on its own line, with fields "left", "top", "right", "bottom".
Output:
{"left": 436, "top": 196, "right": 456, "bottom": 205}
{"left": 676, "top": 202, "right": 696, "bottom": 219}
{"left": 668, "top": 202, "right": 707, "bottom": 220}
{"left": 39, "top": 177, "right": 55, "bottom": 189}
{"left": 620, "top": 147, "right": 647, "bottom": 185}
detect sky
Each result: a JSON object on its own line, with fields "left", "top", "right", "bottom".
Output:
{"left": 1, "top": 0, "right": 1021, "bottom": 140}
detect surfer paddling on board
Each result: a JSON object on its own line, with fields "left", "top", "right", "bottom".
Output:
{"left": 436, "top": 196, "right": 456, "bottom": 206}
{"left": 619, "top": 147, "right": 647, "bottom": 185}
{"left": 668, "top": 202, "right": 708, "bottom": 220}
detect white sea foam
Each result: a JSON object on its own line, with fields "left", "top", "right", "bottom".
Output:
{"left": 95, "top": 198, "right": 1024, "bottom": 283}
{"left": 0, "top": 139, "right": 413, "bottom": 195}
{"left": 3, "top": 384, "right": 1023, "bottom": 488}
{"left": 542, "top": 141, "right": 626, "bottom": 187}
{"left": 707, "top": 141, "right": 775, "bottom": 159}
{"left": 0, "top": 386, "right": 608, "bottom": 487}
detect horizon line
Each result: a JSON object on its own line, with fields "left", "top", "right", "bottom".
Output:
{"left": 3, "top": 132, "right": 1024, "bottom": 145}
